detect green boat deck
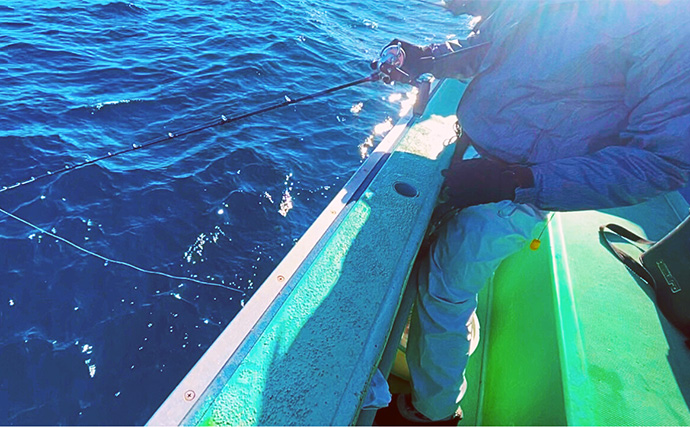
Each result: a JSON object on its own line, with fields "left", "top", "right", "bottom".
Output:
{"left": 453, "top": 191, "right": 690, "bottom": 425}
{"left": 148, "top": 77, "right": 690, "bottom": 425}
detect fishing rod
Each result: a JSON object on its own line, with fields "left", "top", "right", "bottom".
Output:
{"left": 0, "top": 37, "right": 435, "bottom": 291}
{"left": 0, "top": 69, "right": 390, "bottom": 292}
{"left": 0, "top": 72, "right": 380, "bottom": 195}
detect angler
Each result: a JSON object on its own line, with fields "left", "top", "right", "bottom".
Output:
{"left": 373, "top": 0, "right": 690, "bottom": 425}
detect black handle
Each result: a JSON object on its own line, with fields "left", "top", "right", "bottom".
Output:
{"left": 599, "top": 223, "right": 657, "bottom": 288}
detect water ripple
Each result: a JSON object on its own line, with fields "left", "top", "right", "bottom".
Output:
{"left": 0, "top": 0, "right": 461, "bottom": 424}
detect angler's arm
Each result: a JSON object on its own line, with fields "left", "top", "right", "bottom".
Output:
{"left": 516, "top": 29, "right": 690, "bottom": 211}
{"left": 425, "top": 25, "right": 490, "bottom": 81}
{"left": 514, "top": 146, "right": 690, "bottom": 211}
{"left": 428, "top": 38, "right": 491, "bottom": 81}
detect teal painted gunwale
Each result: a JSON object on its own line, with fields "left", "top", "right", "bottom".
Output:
{"left": 148, "top": 79, "right": 468, "bottom": 426}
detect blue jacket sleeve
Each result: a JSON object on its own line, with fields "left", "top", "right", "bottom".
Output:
{"left": 514, "top": 33, "right": 690, "bottom": 211}
{"left": 425, "top": 7, "right": 498, "bottom": 82}
{"left": 429, "top": 39, "right": 491, "bottom": 81}
{"left": 428, "top": 2, "right": 531, "bottom": 80}
{"left": 515, "top": 145, "right": 690, "bottom": 211}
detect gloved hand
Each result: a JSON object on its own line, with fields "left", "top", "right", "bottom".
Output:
{"left": 371, "top": 39, "right": 434, "bottom": 84}
{"left": 441, "top": 158, "right": 534, "bottom": 210}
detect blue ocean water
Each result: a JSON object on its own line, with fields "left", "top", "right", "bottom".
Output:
{"left": 0, "top": 1, "right": 473, "bottom": 425}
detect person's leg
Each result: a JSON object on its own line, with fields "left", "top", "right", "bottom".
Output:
{"left": 407, "top": 200, "right": 544, "bottom": 421}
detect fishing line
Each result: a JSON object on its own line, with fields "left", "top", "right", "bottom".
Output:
{"left": 0, "top": 73, "right": 379, "bottom": 291}
{"left": 0, "top": 205, "right": 245, "bottom": 293}
{"left": 0, "top": 73, "right": 378, "bottom": 195}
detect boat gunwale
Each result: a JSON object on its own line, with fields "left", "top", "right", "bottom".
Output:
{"left": 145, "top": 84, "right": 434, "bottom": 426}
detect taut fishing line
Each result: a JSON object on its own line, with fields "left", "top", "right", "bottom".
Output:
{"left": 0, "top": 72, "right": 379, "bottom": 291}
{"left": 0, "top": 206, "right": 242, "bottom": 293}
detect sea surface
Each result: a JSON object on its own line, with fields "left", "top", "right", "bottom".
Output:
{"left": 0, "top": 1, "right": 473, "bottom": 424}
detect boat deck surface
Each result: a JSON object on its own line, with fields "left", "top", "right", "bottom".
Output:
{"left": 446, "top": 191, "right": 690, "bottom": 425}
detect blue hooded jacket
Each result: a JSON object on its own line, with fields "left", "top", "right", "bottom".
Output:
{"left": 430, "top": 0, "right": 690, "bottom": 211}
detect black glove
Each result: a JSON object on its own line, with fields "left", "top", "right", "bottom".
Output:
{"left": 441, "top": 158, "right": 534, "bottom": 210}
{"left": 371, "top": 39, "right": 434, "bottom": 84}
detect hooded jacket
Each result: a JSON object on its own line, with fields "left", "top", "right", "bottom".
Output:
{"left": 430, "top": 0, "right": 690, "bottom": 211}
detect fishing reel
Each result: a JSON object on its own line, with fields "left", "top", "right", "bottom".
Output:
{"left": 372, "top": 42, "right": 410, "bottom": 84}
{"left": 371, "top": 42, "right": 433, "bottom": 115}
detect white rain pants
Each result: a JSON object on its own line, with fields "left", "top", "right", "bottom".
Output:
{"left": 406, "top": 199, "right": 545, "bottom": 420}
